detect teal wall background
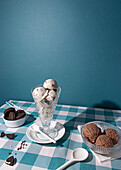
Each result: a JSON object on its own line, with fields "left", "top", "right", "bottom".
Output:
{"left": 0, "top": 0, "right": 121, "bottom": 109}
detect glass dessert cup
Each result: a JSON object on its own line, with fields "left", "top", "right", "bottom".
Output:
{"left": 31, "top": 84, "right": 61, "bottom": 138}
{"left": 81, "top": 121, "right": 121, "bottom": 155}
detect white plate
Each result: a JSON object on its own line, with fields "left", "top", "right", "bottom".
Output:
{"left": 26, "top": 121, "right": 65, "bottom": 144}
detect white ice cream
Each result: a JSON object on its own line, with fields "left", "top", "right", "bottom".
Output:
{"left": 45, "top": 90, "right": 57, "bottom": 103}
{"left": 32, "top": 87, "right": 46, "bottom": 101}
{"left": 32, "top": 79, "right": 59, "bottom": 121}
{"left": 48, "top": 90, "right": 57, "bottom": 98}
{"left": 43, "top": 79, "right": 58, "bottom": 90}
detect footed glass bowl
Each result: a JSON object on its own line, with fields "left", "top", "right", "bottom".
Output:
{"left": 31, "top": 84, "right": 61, "bottom": 138}
{"left": 81, "top": 121, "right": 121, "bottom": 155}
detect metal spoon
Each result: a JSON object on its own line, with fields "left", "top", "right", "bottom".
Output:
{"left": 57, "top": 148, "right": 88, "bottom": 170}
{"left": 30, "top": 124, "right": 56, "bottom": 143}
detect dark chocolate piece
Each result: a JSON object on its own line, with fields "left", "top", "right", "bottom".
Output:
{"left": 5, "top": 156, "right": 14, "bottom": 166}
{"left": 16, "top": 110, "right": 26, "bottom": 120}
{"left": 22, "top": 140, "right": 26, "bottom": 143}
{"left": 44, "top": 99, "right": 50, "bottom": 105}
{"left": 53, "top": 89, "right": 57, "bottom": 92}
{"left": 0, "top": 132, "right": 5, "bottom": 137}
{"left": 6, "top": 133, "right": 15, "bottom": 139}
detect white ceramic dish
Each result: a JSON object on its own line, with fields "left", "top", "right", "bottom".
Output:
{"left": 26, "top": 121, "right": 65, "bottom": 144}
{"left": 3, "top": 115, "right": 27, "bottom": 128}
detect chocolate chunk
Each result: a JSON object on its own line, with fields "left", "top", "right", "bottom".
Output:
{"left": 17, "top": 140, "right": 27, "bottom": 151}
{"left": 8, "top": 112, "right": 16, "bottom": 120}
{"left": 44, "top": 99, "right": 50, "bottom": 105}
{"left": 22, "top": 140, "right": 26, "bottom": 143}
{"left": 16, "top": 110, "right": 26, "bottom": 120}
{"left": 0, "top": 132, "right": 5, "bottom": 137}
{"left": 53, "top": 89, "right": 57, "bottom": 92}
{"left": 5, "top": 156, "right": 14, "bottom": 166}
{"left": 6, "top": 133, "right": 15, "bottom": 139}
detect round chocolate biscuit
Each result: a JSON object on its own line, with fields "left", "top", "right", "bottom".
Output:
{"left": 16, "top": 110, "right": 26, "bottom": 120}
{"left": 4, "top": 107, "right": 16, "bottom": 120}
{"left": 4, "top": 107, "right": 15, "bottom": 116}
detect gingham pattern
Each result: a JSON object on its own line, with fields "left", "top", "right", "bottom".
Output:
{"left": 0, "top": 100, "right": 121, "bottom": 170}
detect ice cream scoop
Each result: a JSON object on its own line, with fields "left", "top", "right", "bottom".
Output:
{"left": 83, "top": 123, "right": 101, "bottom": 143}
{"left": 43, "top": 79, "right": 58, "bottom": 90}
{"left": 104, "top": 128, "right": 119, "bottom": 145}
{"left": 95, "top": 135, "right": 114, "bottom": 147}
{"left": 45, "top": 90, "right": 56, "bottom": 102}
{"left": 48, "top": 90, "right": 57, "bottom": 98}
{"left": 32, "top": 87, "right": 46, "bottom": 100}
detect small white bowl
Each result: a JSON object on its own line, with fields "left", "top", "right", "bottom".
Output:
{"left": 3, "top": 115, "right": 27, "bottom": 128}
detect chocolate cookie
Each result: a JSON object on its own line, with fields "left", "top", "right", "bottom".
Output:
{"left": 4, "top": 107, "right": 16, "bottom": 119}
{"left": 4, "top": 107, "right": 26, "bottom": 121}
{"left": 5, "top": 156, "right": 15, "bottom": 166}
{"left": 16, "top": 110, "right": 26, "bottom": 120}
{"left": 6, "top": 133, "right": 15, "bottom": 139}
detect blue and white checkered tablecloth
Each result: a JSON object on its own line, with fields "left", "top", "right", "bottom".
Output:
{"left": 0, "top": 100, "right": 121, "bottom": 170}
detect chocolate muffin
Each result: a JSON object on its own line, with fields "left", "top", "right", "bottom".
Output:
{"left": 104, "top": 128, "right": 119, "bottom": 145}
{"left": 83, "top": 123, "right": 101, "bottom": 143}
{"left": 95, "top": 135, "right": 114, "bottom": 147}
